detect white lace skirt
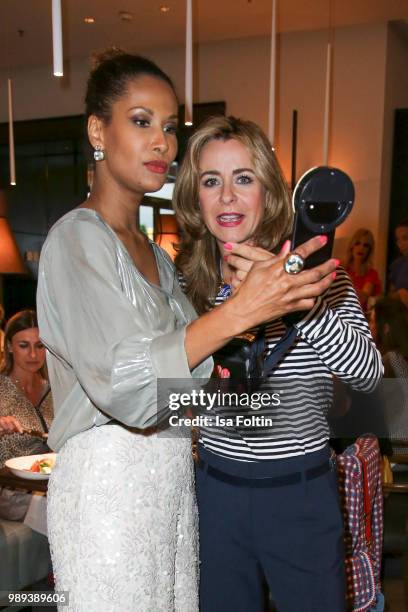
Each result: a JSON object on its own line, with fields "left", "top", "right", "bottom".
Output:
{"left": 47, "top": 424, "right": 198, "bottom": 612}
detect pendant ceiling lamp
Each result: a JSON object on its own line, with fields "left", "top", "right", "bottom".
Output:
{"left": 7, "top": 79, "right": 16, "bottom": 186}
{"left": 184, "top": 0, "right": 193, "bottom": 126}
{"left": 268, "top": 0, "right": 277, "bottom": 147}
{"left": 52, "top": 0, "right": 63, "bottom": 77}
{"left": 322, "top": 43, "right": 332, "bottom": 165}
{"left": 322, "top": 0, "right": 334, "bottom": 165}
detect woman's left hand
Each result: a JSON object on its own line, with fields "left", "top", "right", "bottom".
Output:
{"left": 224, "top": 240, "right": 290, "bottom": 292}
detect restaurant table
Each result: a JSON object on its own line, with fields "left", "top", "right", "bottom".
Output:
{"left": 0, "top": 467, "right": 48, "bottom": 493}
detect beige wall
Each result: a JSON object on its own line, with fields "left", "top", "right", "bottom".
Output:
{"left": 1, "top": 22, "right": 407, "bottom": 276}
{"left": 277, "top": 24, "right": 389, "bottom": 266}
{"left": 378, "top": 23, "right": 408, "bottom": 278}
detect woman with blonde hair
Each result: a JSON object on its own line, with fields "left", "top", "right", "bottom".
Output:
{"left": 173, "top": 115, "right": 383, "bottom": 612}
{"left": 344, "top": 228, "right": 381, "bottom": 312}
{"left": 175, "top": 115, "right": 292, "bottom": 310}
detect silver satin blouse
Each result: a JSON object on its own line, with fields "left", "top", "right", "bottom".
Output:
{"left": 37, "top": 208, "right": 212, "bottom": 451}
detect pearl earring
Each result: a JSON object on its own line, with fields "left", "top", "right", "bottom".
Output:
{"left": 93, "top": 145, "right": 105, "bottom": 162}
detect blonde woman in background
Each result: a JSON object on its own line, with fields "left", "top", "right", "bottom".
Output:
{"left": 344, "top": 228, "right": 381, "bottom": 313}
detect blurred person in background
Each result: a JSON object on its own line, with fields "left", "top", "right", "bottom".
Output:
{"left": 344, "top": 228, "right": 381, "bottom": 314}
{"left": 369, "top": 297, "right": 408, "bottom": 454}
{"left": 389, "top": 219, "right": 408, "bottom": 309}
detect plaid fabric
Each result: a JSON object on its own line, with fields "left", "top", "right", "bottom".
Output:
{"left": 336, "top": 435, "right": 384, "bottom": 611}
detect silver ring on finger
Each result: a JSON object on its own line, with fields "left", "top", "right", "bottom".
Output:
{"left": 284, "top": 252, "right": 305, "bottom": 275}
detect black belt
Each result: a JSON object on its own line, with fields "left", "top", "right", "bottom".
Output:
{"left": 197, "top": 457, "right": 331, "bottom": 488}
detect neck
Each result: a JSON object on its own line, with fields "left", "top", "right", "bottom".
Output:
{"left": 86, "top": 175, "right": 143, "bottom": 234}
{"left": 351, "top": 259, "right": 366, "bottom": 275}
{"left": 10, "top": 367, "right": 42, "bottom": 390}
{"left": 218, "top": 243, "right": 234, "bottom": 285}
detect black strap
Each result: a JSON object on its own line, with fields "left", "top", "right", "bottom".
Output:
{"left": 33, "top": 386, "right": 51, "bottom": 434}
{"left": 262, "top": 326, "right": 298, "bottom": 376}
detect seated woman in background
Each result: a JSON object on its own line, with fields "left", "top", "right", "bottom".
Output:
{"left": 0, "top": 309, "right": 52, "bottom": 468}
{"left": 344, "top": 228, "right": 381, "bottom": 313}
{"left": 369, "top": 297, "right": 408, "bottom": 453}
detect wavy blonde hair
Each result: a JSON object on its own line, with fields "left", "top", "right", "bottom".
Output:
{"left": 345, "top": 228, "right": 375, "bottom": 275}
{"left": 173, "top": 115, "right": 293, "bottom": 313}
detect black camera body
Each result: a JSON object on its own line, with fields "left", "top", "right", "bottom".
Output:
{"left": 284, "top": 166, "right": 355, "bottom": 326}
{"left": 291, "top": 166, "right": 355, "bottom": 268}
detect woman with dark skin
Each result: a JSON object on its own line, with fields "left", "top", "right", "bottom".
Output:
{"left": 37, "top": 54, "right": 336, "bottom": 611}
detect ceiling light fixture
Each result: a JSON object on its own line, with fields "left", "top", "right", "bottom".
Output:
{"left": 184, "top": 0, "right": 193, "bottom": 126}
{"left": 322, "top": 0, "right": 334, "bottom": 165}
{"left": 7, "top": 79, "right": 16, "bottom": 186}
{"left": 84, "top": 16, "right": 95, "bottom": 24}
{"left": 52, "top": 0, "right": 64, "bottom": 77}
{"left": 268, "top": 0, "right": 277, "bottom": 146}
{"left": 118, "top": 11, "right": 133, "bottom": 22}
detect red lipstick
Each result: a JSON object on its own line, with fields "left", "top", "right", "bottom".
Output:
{"left": 144, "top": 161, "right": 168, "bottom": 174}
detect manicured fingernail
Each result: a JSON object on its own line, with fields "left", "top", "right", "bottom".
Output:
{"left": 332, "top": 272, "right": 337, "bottom": 280}
{"left": 319, "top": 235, "right": 328, "bottom": 245}
{"left": 223, "top": 254, "right": 229, "bottom": 261}
{"left": 335, "top": 259, "right": 340, "bottom": 267}
{"left": 224, "top": 242, "right": 233, "bottom": 250}
{"left": 280, "top": 240, "right": 291, "bottom": 253}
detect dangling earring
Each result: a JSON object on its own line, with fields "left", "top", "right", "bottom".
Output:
{"left": 93, "top": 145, "right": 105, "bottom": 162}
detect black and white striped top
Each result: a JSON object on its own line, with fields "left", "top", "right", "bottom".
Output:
{"left": 179, "top": 268, "right": 383, "bottom": 461}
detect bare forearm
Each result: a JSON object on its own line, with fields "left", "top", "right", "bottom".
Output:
{"left": 185, "top": 299, "right": 245, "bottom": 369}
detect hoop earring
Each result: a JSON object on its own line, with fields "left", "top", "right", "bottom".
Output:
{"left": 93, "top": 145, "right": 105, "bottom": 162}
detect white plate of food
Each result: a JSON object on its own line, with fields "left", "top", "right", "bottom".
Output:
{"left": 5, "top": 453, "right": 56, "bottom": 480}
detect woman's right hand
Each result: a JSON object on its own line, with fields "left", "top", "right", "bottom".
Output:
{"left": 225, "top": 235, "right": 338, "bottom": 332}
{"left": 0, "top": 416, "right": 24, "bottom": 435}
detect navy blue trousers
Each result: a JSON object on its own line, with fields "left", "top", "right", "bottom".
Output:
{"left": 196, "top": 445, "right": 346, "bottom": 612}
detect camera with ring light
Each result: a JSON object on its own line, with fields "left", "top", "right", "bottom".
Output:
{"left": 290, "top": 166, "right": 355, "bottom": 268}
